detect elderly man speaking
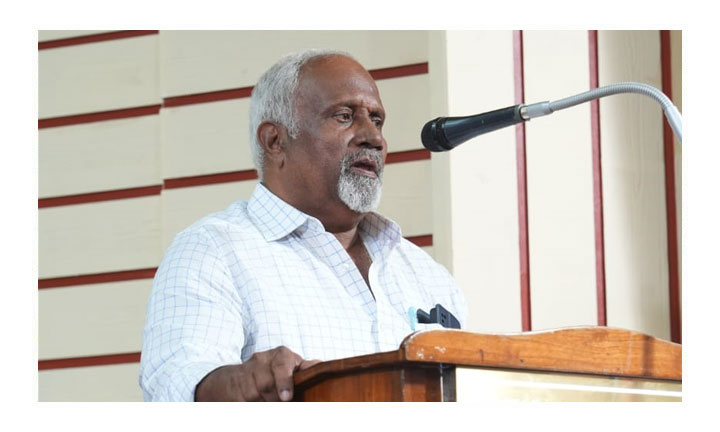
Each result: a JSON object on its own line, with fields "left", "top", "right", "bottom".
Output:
{"left": 139, "top": 49, "right": 467, "bottom": 402}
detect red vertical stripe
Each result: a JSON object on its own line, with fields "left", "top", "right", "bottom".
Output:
{"left": 514, "top": 31, "right": 532, "bottom": 332}
{"left": 588, "top": 31, "right": 608, "bottom": 327}
{"left": 660, "top": 30, "right": 681, "bottom": 344}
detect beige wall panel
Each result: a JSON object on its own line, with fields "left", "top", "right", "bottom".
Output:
{"left": 162, "top": 181, "right": 258, "bottom": 249}
{"left": 38, "top": 363, "right": 142, "bottom": 401}
{"left": 675, "top": 143, "right": 681, "bottom": 324}
{"left": 38, "top": 30, "right": 108, "bottom": 42}
{"left": 162, "top": 99, "right": 251, "bottom": 179}
{"left": 159, "top": 30, "right": 428, "bottom": 97}
{"left": 39, "top": 116, "right": 161, "bottom": 198}
{"left": 39, "top": 196, "right": 161, "bottom": 278}
{"left": 376, "top": 74, "right": 430, "bottom": 153}
{"left": 39, "top": 280, "right": 152, "bottom": 360}
{"left": 421, "top": 246, "right": 434, "bottom": 258}
{"left": 428, "top": 32, "right": 453, "bottom": 272}
{"left": 433, "top": 31, "right": 522, "bottom": 333}
{"left": 598, "top": 31, "right": 670, "bottom": 340}
{"left": 161, "top": 74, "right": 430, "bottom": 180}
{"left": 39, "top": 35, "right": 160, "bottom": 118}
{"left": 671, "top": 31, "right": 682, "bottom": 113}
{"left": 378, "top": 160, "right": 433, "bottom": 238}
{"left": 523, "top": 31, "right": 597, "bottom": 330}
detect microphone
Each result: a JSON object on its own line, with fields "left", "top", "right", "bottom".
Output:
{"left": 421, "top": 105, "right": 525, "bottom": 152}
{"left": 420, "top": 82, "right": 682, "bottom": 152}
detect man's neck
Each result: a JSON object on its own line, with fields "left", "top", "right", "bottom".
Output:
{"left": 332, "top": 226, "right": 362, "bottom": 250}
{"left": 261, "top": 180, "right": 367, "bottom": 244}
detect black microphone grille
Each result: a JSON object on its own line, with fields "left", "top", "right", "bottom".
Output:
{"left": 421, "top": 118, "right": 451, "bottom": 152}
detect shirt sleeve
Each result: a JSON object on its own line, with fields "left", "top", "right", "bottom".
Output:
{"left": 139, "top": 226, "right": 246, "bottom": 401}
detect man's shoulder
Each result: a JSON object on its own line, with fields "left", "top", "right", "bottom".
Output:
{"left": 173, "top": 199, "right": 259, "bottom": 245}
{"left": 395, "top": 236, "right": 433, "bottom": 258}
{"left": 393, "top": 236, "right": 450, "bottom": 273}
{"left": 362, "top": 212, "right": 445, "bottom": 272}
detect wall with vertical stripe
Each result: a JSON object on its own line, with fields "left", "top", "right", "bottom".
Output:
{"left": 37, "top": 30, "right": 682, "bottom": 401}
{"left": 523, "top": 31, "right": 597, "bottom": 331}
{"left": 598, "top": 31, "right": 674, "bottom": 342}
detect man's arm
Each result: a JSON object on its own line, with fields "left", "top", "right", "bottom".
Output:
{"left": 195, "top": 346, "right": 320, "bottom": 401}
{"left": 140, "top": 227, "right": 247, "bottom": 401}
{"left": 140, "top": 227, "right": 320, "bottom": 401}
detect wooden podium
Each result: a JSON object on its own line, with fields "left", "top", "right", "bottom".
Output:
{"left": 293, "top": 327, "right": 681, "bottom": 402}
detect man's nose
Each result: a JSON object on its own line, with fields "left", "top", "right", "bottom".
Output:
{"left": 355, "top": 116, "right": 385, "bottom": 152}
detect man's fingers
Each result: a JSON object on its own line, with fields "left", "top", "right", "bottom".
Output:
{"left": 236, "top": 368, "right": 262, "bottom": 401}
{"left": 195, "top": 348, "right": 313, "bottom": 402}
{"left": 270, "top": 347, "right": 303, "bottom": 401}
{"left": 253, "top": 367, "right": 280, "bottom": 402}
{"left": 299, "top": 359, "right": 322, "bottom": 370}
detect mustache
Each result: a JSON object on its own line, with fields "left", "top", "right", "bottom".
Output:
{"left": 340, "top": 148, "right": 384, "bottom": 176}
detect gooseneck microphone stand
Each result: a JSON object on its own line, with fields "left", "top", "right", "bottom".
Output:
{"left": 521, "top": 82, "right": 682, "bottom": 143}
{"left": 421, "top": 82, "right": 682, "bottom": 152}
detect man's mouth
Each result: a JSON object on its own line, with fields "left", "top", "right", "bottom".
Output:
{"left": 350, "top": 158, "right": 379, "bottom": 178}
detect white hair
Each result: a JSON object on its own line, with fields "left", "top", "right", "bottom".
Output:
{"left": 248, "top": 48, "right": 354, "bottom": 180}
{"left": 337, "top": 148, "right": 383, "bottom": 213}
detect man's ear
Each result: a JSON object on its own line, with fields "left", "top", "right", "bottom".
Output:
{"left": 257, "top": 121, "right": 287, "bottom": 169}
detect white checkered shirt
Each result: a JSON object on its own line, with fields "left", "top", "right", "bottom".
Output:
{"left": 139, "top": 183, "right": 467, "bottom": 401}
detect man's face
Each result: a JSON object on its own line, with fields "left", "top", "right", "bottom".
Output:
{"left": 282, "top": 56, "right": 388, "bottom": 218}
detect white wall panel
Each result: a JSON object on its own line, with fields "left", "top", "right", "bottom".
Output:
{"left": 39, "top": 280, "right": 153, "bottom": 359}
{"left": 39, "top": 196, "right": 161, "bottom": 278}
{"left": 598, "top": 31, "right": 670, "bottom": 340}
{"left": 431, "top": 31, "right": 522, "bottom": 333}
{"left": 523, "top": 31, "right": 597, "bottom": 330}
{"left": 38, "top": 363, "right": 142, "bottom": 401}
{"left": 39, "top": 34, "right": 160, "bottom": 118}
{"left": 159, "top": 30, "right": 428, "bottom": 97}
{"left": 39, "top": 116, "right": 161, "bottom": 198}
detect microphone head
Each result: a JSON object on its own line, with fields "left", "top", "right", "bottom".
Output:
{"left": 421, "top": 105, "right": 525, "bottom": 152}
{"left": 421, "top": 118, "right": 451, "bottom": 152}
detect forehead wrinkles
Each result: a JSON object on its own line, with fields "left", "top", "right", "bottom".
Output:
{"left": 295, "top": 56, "right": 383, "bottom": 119}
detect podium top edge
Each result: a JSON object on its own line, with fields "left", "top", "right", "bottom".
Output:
{"left": 399, "top": 327, "right": 681, "bottom": 381}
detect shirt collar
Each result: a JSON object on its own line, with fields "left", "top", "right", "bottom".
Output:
{"left": 248, "top": 183, "right": 312, "bottom": 242}
{"left": 247, "top": 182, "right": 403, "bottom": 248}
{"left": 358, "top": 212, "right": 403, "bottom": 251}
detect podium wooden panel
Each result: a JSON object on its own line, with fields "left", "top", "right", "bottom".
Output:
{"left": 293, "top": 327, "right": 682, "bottom": 402}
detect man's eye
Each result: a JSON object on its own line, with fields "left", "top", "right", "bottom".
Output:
{"left": 372, "top": 117, "right": 384, "bottom": 128}
{"left": 335, "top": 112, "right": 352, "bottom": 122}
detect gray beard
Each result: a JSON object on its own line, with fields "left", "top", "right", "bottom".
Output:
{"left": 337, "top": 149, "right": 383, "bottom": 213}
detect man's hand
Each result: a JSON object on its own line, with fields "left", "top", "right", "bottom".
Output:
{"left": 194, "top": 346, "right": 320, "bottom": 402}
